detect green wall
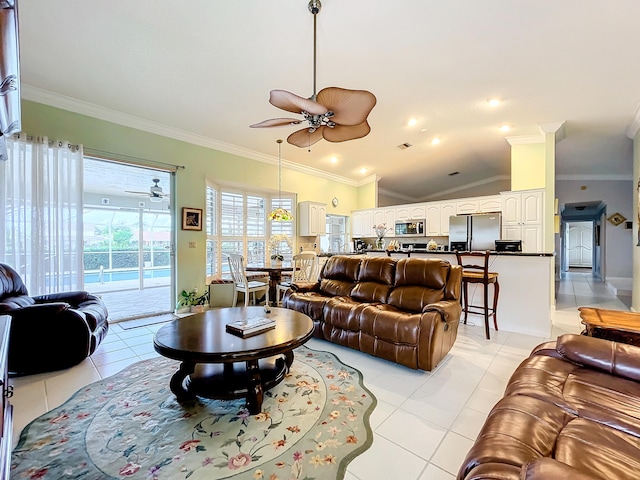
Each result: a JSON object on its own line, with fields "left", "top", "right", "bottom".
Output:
{"left": 21, "top": 100, "right": 369, "bottom": 298}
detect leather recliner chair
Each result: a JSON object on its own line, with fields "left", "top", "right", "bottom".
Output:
{"left": 0, "top": 263, "right": 109, "bottom": 376}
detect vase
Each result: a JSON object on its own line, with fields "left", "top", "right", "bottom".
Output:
{"left": 190, "top": 305, "right": 205, "bottom": 314}
{"left": 376, "top": 238, "right": 384, "bottom": 250}
{"left": 271, "top": 259, "right": 282, "bottom": 267}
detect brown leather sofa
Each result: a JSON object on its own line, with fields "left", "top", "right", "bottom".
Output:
{"left": 0, "top": 263, "right": 109, "bottom": 376}
{"left": 282, "top": 255, "right": 462, "bottom": 371}
{"left": 458, "top": 334, "right": 640, "bottom": 480}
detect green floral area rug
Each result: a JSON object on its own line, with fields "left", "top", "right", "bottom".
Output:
{"left": 11, "top": 346, "right": 376, "bottom": 480}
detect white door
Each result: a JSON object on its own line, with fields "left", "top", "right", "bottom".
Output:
{"left": 567, "top": 222, "right": 593, "bottom": 267}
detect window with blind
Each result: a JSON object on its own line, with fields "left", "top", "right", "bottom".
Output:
{"left": 206, "top": 184, "right": 295, "bottom": 278}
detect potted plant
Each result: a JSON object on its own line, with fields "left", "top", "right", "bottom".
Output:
{"left": 176, "top": 288, "right": 209, "bottom": 314}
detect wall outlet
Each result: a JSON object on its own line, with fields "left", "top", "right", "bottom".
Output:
{"left": 188, "top": 241, "right": 197, "bottom": 248}
{"left": 138, "top": 201, "right": 145, "bottom": 208}
{"left": 101, "top": 198, "right": 110, "bottom": 205}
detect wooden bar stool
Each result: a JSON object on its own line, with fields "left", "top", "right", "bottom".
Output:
{"left": 455, "top": 250, "right": 499, "bottom": 339}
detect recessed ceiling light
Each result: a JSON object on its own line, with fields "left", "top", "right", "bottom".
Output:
{"left": 499, "top": 125, "right": 511, "bottom": 132}
{"left": 407, "top": 118, "right": 417, "bottom": 127}
{"left": 431, "top": 137, "right": 441, "bottom": 145}
{"left": 487, "top": 98, "right": 501, "bottom": 107}
{"left": 359, "top": 167, "right": 367, "bottom": 174}
{"left": 420, "top": 128, "right": 427, "bottom": 134}
{"left": 330, "top": 156, "right": 338, "bottom": 164}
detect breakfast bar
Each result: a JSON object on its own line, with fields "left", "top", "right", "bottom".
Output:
{"left": 367, "top": 250, "right": 554, "bottom": 338}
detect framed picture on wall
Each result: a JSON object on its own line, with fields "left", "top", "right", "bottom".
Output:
{"left": 607, "top": 212, "right": 626, "bottom": 227}
{"left": 182, "top": 207, "right": 203, "bottom": 231}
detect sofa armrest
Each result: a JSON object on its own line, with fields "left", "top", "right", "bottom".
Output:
{"left": 33, "top": 290, "right": 94, "bottom": 306}
{"left": 290, "top": 282, "right": 320, "bottom": 293}
{"left": 520, "top": 458, "right": 601, "bottom": 480}
{"left": 553, "top": 334, "right": 640, "bottom": 383}
{"left": 423, "top": 299, "right": 462, "bottom": 324}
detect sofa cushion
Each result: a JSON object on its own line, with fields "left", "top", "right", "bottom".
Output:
{"left": 319, "top": 256, "right": 361, "bottom": 297}
{"left": 388, "top": 258, "right": 448, "bottom": 312}
{"left": 350, "top": 256, "right": 395, "bottom": 303}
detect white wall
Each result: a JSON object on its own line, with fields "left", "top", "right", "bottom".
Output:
{"left": 556, "top": 179, "right": 633, "bottom": 279}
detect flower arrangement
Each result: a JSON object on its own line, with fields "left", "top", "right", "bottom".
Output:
{"left": 269, "top": 234, "right": 292, "bottom": 261}
{"left": 373, "top": 223, "right": 388, "bottom": 239}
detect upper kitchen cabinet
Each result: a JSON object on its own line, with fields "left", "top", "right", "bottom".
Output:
{"left": 373, "top": 208, "right": 396, "bottom": 237}
{"left": 396, "top": 204, "right": 426, "bottom": 220}
{"left": 299, "top": 201, "right": 327, "bottom": 236}
{"left": 440, "top": 202, "right": 456, "bottom": 235}
{"left": 352, "top": 209, "right": 374, "bottom": 237}
{"left": 501, "top": 189, "right": 543, "bottom": 226}
{"left": 456, "top": 195, "right": 501, "bottom": 214}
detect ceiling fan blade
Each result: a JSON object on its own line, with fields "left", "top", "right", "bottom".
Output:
{"left": 124, "top": 190, "right": 149, "bottom": 195}
{"left": 269, "top": 90, "right": 328, "bottom": 116}
{"left": 316, "top": 87, "right": 377, "bottom": 126}
{"left": 250, "top": 118, "right": 303, "bottom": 128}
{"left": 287, "top": 126, "right": 325, "bottom": 148}
{"left": 323, "top": 121, "right": 371, "bottom": 143}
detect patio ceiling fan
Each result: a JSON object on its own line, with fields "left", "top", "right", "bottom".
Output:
{"left": 250, "top": 0, "right": 376, "bottom": 148}
{"left": 125, "top": 178, "right": 169, "bottom": 203}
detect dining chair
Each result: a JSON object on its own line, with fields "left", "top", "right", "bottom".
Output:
{"left": 225, "top": 253, "right": 269, "bottom": 307}
{"left": 455, "top": 250, "right": 500, "bottom": 339}
{"left": 276, "top": 252, "right": 317, "bottom": 305}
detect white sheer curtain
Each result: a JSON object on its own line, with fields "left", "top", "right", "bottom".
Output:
{"left": 0, "top": 133, "right": 84, "bottom": 294}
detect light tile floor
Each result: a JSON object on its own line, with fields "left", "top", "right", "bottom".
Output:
{"left": 11, "top": 271, "right": 631, "bottom": 479}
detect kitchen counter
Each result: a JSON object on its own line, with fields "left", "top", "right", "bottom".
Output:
{"left": 376, "top": 249, "right": 554, "bottom": 257}
{"left": 316, "top": 252, "right": 366, "bottom": 257}
{"left": 367, "top": 250, "right": 553, "bottom": 338}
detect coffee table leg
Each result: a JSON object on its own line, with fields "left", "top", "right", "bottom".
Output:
{"left": 170, "top": 361, "right": 196, "bottom": 401}
{"left": 284, "top": 349, "right": 294, "bottom": 368}
{"left": 245, "top": 359, "right": 263, "bottom": 414}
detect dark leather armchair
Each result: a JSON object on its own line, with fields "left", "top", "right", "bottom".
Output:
{"left": 0, "top": 263, "right": 109, "bottom": 376}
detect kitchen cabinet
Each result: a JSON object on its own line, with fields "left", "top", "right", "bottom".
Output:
{"left": 500, "top": 189, "right": 544, "bottom": 253}
{"left": 351, "top": 209, "right": 374, "bottom": 237}
{"left": 456, "top": 199, "right": 479, "bottom": 214}
{"left": 478, "top": 196, "right": 502, "bottom": 213}
{"left": 425, "top": 203, "right": 441, "bottom": 236}
{"left": 396, "top": 204, "right": 426, "bottom": 220}
{"left": 299, "top": 201, "right": 327, "bottom": 236}
{"left": 373, "top": 208, "right": 396, "bottom": 237}
{"left": 440, "top": 202, "right": 456, "bottom": 235}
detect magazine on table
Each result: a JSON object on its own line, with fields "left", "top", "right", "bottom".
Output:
{"left": 226, "top": 316, "right": 276, "bottom": 337}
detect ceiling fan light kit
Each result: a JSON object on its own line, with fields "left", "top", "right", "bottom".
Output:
{"left": 250, "top": 0, "right": 376, "bottom": 148}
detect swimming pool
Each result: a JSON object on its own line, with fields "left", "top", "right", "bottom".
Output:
{"left": 84, "top": 267, "right": 171, "bottom": 284}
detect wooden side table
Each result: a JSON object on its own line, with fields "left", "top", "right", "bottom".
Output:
{"left": 578, "top": 307, "right": 640, "bottom": 346}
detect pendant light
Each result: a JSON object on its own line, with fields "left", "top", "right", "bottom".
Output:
{"left": 268, "top": 139, "right": 294, "bottom": 221}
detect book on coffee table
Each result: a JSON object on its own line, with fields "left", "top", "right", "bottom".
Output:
{"left": 226, "top": 316, "right": 276, "bottom": 337}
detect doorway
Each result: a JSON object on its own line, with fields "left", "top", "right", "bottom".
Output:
{"left": 567, "top": 221, "right": 593, "bottom": 269}
{"left": 82, "top": 158, "right": 174, "bottom": 321}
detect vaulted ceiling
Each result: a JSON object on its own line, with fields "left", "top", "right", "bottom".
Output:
{"left": 17, "top": 1, "right": 640, "bottom": 202}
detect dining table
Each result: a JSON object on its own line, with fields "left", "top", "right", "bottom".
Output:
{"left": 245, "top": 261, "right": 294, "bottom": 306}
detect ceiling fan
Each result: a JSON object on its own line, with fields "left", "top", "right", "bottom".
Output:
{"left": 125, "top": 178, "right": 169, "bottom": 203}
{"left": 250, "top": 0, "right": 376, "bottom": 148}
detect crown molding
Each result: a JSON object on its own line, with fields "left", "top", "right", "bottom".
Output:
{"left": 418, "top": 175, "right": 509, "bottom": 201}
{"left": 21, "top": 84, "right": 359, "bottom": 187}
{"left": 539, "top": 121, "right": 566, "bottom": 142}
{"left": 556, "top": 173, "right": 633, "bottom": 181}
{"left": 377, "top": 187, "right": 418, "bottom": 203}
{"left": 357, "top": 174, "right": 379, "bottom": 186}
{"left": 505, "top": 134, "right": 544, "bottom": 145}
{"left": 626, "top": 101, "right": 640, "bottom": 139}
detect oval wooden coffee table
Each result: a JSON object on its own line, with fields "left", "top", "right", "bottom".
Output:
{"left": 153, "top": 306, "right": 314, "bottom": 414}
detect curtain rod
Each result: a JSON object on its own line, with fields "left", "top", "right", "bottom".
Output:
{"left": 84, "top": 147, "right": 186, "bottom": 172}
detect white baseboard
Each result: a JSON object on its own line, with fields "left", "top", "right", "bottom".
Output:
{"left": 605, "top": 277, "right": 632, "bottom": 296}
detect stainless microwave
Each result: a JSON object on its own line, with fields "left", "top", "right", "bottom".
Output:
{"left": 395, "top": 219, "right": 426, "bottom": 236}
